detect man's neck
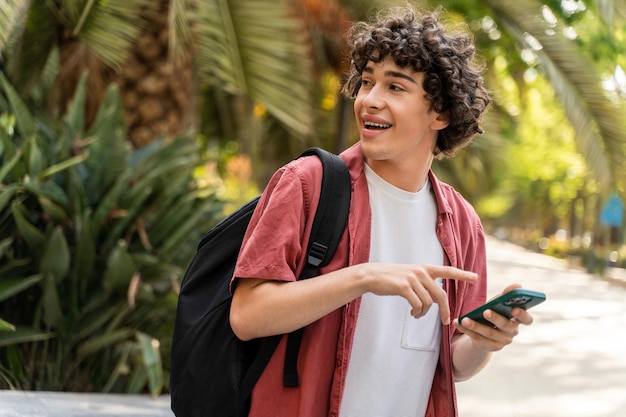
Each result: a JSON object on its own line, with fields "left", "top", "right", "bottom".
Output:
{"left": 366, "top": 154, "right": 434, "bottom": 193}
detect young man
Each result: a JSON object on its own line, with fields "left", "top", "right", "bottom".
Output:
{"left": 230, "top": 6, "right": 533, "bottom": 417}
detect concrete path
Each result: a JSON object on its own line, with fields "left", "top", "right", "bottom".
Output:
{"left": 1, "top": 236, "right": 624, "bottom": 416}
{"left": 456, "top": 236, "right": 626, "bottom": 417}
{"left": 0, "top": 391, "right": 173, "bottom": 417}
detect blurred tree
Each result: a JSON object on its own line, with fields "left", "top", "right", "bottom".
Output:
{"left": 0, "top": 0, "right": 314, "bottom": 151}
{"left": 404, "top": 0, "right": 626, "bottom": 250}
{"left": 426, "top": 0, "right": 625, "bottom": 203}
{"left": 480, "top": 0, "right": 626, "bottom": 195}
{"left": 0, "top": 0, "right": 360, "bottom": 185}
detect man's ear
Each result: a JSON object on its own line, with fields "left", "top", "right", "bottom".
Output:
{"left": 431, "top": 112, "right": 449, "bottom": 131}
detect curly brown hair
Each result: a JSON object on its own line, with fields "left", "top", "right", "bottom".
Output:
{"left": 342, "top": 7, "right": 491, "bottom": 157}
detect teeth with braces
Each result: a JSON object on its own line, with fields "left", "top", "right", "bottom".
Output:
{"left": 364, "top": 121, "right": 391, "bottom": 128}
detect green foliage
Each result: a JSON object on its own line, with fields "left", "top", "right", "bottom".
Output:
{"left": 192, "top": 0, "right": 313, "bottom": 136}
{"left": 480, "top": 0, "right": 626, "bottom": 193}
{"left": 0, "top": 73, "right": 224, "bottom": 393}
{"left": 2, "top": 0, "right": 149, "bottom": 94}
{"left": 477, "top": 75, "right": 593, "bottom": 238}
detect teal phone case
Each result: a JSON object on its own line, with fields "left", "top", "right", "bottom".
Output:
{"left": 460, "top": 288, "right": 546, "bottom": 327}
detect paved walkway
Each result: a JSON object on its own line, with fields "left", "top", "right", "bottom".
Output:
{"left": 0, "top": 391, "right": 173, "bottom": 417}
{"left": 1, "top": 236, "right": 625, "bottom": 416}
{"left": 456, "top": 236, "right": 626, "bottom": 417}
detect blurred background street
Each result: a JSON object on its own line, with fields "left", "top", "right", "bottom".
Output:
{"left": 457, "top": 236, "right": 626, "bottom": 417}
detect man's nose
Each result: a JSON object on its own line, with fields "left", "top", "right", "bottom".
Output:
{"left": 362, "top": 85, "right": 384, "bottom": 109}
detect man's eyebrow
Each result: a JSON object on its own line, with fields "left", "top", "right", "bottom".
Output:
{"left": 362, "top": 66, "right": 417, "bottom": 84}
{"left": 385, "top": 70, "right": 417, "bottom": 84}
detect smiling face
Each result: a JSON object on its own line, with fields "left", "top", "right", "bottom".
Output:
{"left": 354, "top": 56, "right": 449, "bottom": 191}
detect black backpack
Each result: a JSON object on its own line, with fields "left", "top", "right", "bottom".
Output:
{"left": 170, "top": 148, "right": 351, "bottom": 417}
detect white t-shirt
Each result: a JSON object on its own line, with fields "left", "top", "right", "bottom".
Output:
{"left": 339, "top": 164, "right": 444, "bottom": 417}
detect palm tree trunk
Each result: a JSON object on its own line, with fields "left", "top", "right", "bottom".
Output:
{"left": 114, "top": 0, "right": 196, "bottom": 147}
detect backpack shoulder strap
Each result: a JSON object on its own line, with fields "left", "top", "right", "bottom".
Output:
{"left": 298, "top": 148, "right": 351, "bottom": 278}
{"left": 240, "top": 148, "right": 351, "bottom": 399}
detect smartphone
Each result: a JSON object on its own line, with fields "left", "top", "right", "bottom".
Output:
{"left": 459, "top": 288, "right": 546, "bottom": 327}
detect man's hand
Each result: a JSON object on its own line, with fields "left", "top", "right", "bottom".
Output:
{"left": 450, "top": 283, "right": 535, "bottom": 381}
{"left": 452, "top": 283, "right": 534, "bottom": 352}
{"left": 362, "top": 264, "right": 477, "bottom": 325}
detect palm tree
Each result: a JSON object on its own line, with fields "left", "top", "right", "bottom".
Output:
{"left": 0, "top": 0, "right": 314, "bottom": 151}
{"left": 354, "top": 0, "right": 625, "bottom": 201}
{"left": 478, "top": 0, "right": 626, "bottom": 193}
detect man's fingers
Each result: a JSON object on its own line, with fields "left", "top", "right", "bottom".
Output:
{"left": 511, "top": 307, "right": 534, "bottom": 325}
{"left": 401, "top": 264, "right": 477, "bottom": 325}
{"left": 411, "top": 265, "right": 472, "bottom": 324}
{"left": 416, "top": 279, "right": 451, "bottom": 324}
{"left": 431, "top": 286, "right": 451, "bottom": 325}
{"left": 407, "top": 283, "right": 432, "bottom": 318}
{"left": 425, "top": 266, "right": 474, "bottom": 325}
{"left": 425, "top": 265, "right": 478, "bottom": 283}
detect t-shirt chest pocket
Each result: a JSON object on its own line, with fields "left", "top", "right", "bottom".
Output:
{"left": 400, "top": 302, "right": 443, "bottom": 352}
{"left": 400, "top": 277, "right": 444, "bottom": 352}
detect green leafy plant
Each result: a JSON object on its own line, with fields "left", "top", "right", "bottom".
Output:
{"left": 0, "top": 72, "right": 223, "bottom": 393}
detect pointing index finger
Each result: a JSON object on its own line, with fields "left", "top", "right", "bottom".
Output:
{"left": 427, "top": 265, "right": 478, "bottom": 282}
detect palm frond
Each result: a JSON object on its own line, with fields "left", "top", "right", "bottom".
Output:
{"left": 3, "top": 2, "right": 56, "bottom": 95}
{"left": 167, "top": 0, "right": 194, "bottom": 61}
{"left": 484, "top": 0, "right": 626, "bottom": 191}
{"left": 0, "top": 0, "right": 29, "bottom": 52}
{"left": 63, "top": 0, "right": 151, "bottom": 69}
{"left": 193, "top": 0, "right": 313, "bottom": 136}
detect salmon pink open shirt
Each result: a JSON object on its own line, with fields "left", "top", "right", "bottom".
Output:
{"left": 232, "top": 142, "right": 487, "bottom": 417}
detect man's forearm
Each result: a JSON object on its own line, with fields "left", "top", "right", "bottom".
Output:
{"left": 450, "top": 334, "right": 493, "bottom": 382}
{"left": 230, "top": 265, "right": 369, "bottom": 341}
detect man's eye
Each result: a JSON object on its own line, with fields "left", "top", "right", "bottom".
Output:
{"left": 390, "top": 85, "right": 404, "bottom": 92}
